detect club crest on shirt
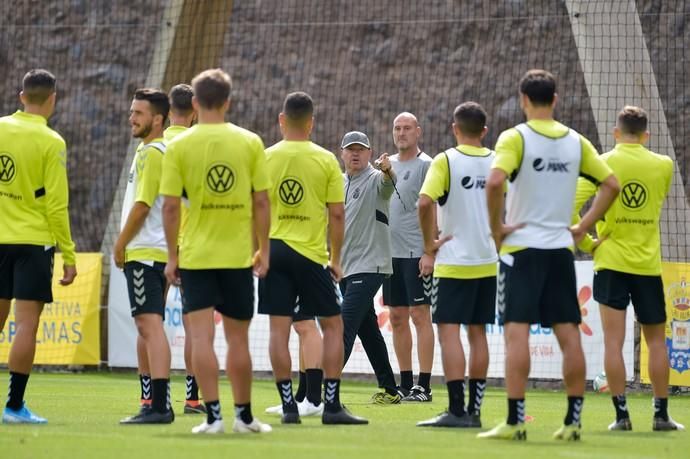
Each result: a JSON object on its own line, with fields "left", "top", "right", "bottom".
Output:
{"left": 403, "top": 170, "right": 411, "bottom": 180}
{"left": 352, "top": 187, "right": 360, "bottom": 199}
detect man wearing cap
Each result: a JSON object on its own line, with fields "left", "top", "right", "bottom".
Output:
{"left": 340, "top": 131, "right": 402, "bottom": 404}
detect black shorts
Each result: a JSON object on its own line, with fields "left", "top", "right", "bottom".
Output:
{"left": 0, "top": 244, "right": 54, "bottom": 303}
{"left": 432, "top": 276, "right": 496, "bottom": 325}
{"left": 180, "top": 267, "right": 254, "bottom": 320}
{"left": 124, "top": 261, "right": 166, "bottom": 317}
{"left": 293, "top": 310, "right": 315, "bottom": 322}
{"left": 498, "top": 248, "right": 580, "bottom": 327}
{"left": 593, "top": 269, "right": 666, "bottom": 324}
{"left": 383, "top": 257, "right": 431, "bottom": 306}
{"left": 259, "top": 239, "right": 341, "bottom": 318}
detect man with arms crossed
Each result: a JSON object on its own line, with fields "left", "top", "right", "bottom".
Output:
{"left": 116, "top": 88, "right": 174, "bottom": 424}
{"left": 340, "top": 131, "right": 401, "bottom": 404}
{"left": 1, "top": 69, "right": 77, "bottom": 424}
{"left": 479, "top": 69, "right": 619, "bottom": 441}
{"left": 574, "top": 106, "right": 683, "bottom": 431}
{"left": 162, "top": 69, "right": 271, "bottom": 434}
{"left": 384, "top": 112, "right": 435, "bottom": 401}
{"left": 163, "top": 83, "right": 205, "bottom": 415}
{"left": 417, "top": 102, "right": 496, "bottom": 428}
{"left": 259, "top": 92, "right": 366, "bottom": 425}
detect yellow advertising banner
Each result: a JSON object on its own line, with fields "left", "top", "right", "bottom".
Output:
{"left": 0, "top": 252, "right": 101, "bottom": 365}
{"left": 641, "top": 262, "right": 690, "bottom": 386}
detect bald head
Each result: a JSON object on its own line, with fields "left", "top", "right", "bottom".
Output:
{"left": 393, "top": 111, "right": 419, "bottom": 127}
{"left": 393, "top": 112, "right": 421, "bottom": 155}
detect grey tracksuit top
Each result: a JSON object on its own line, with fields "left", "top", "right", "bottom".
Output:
{"left": 342, "top": 164, "right": 395, "bottom": 278}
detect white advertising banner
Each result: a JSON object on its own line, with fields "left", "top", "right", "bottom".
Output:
{"left": 108, "top": 260, "right": 634, "bottom": 381}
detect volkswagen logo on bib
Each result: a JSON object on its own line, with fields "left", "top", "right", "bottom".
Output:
{"left": 620, "top": 181, "right": 648, "bottom": 211}
{"left": 0, "top": 153, "right": 16, "bottom": 184}
{"left": 279, "top": 177, "right": 304, "bottom": 206}
{"left": 206, "top": 163, "right": 235, "bottom": 195}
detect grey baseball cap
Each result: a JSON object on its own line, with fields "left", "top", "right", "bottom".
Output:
{"left": 341, "top": 131, "right": 371, "bottom": 149}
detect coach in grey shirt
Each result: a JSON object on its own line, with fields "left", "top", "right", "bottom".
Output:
{"left": 383, "top": 112, "right": 435, "bottom": 402}
{"left": 340, "top": 131, "right": 402, "bottom": 404}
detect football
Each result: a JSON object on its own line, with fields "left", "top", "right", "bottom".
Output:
{"left": 593, "top": 371, "right": 609, "bottom": 392}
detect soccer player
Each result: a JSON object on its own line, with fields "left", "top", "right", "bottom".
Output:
{"left": 259, "top": 92, "right": 367, "bottom": 425}
{"left": 340, "top": 131, "right": 402, "bottom": 404}
{"left": 478, "top": 69, "right": 619, "bottom": 441}
{"left": 417, "top": 102, "right": 496, "bottom": 428}
{"left": 163, "top": 83, "right": 205, "bottom": 415}
{"left": 161, "top": 68, "right": 271, "bottom": 435}
{"left": 116, "top": 88, "right": 174, "bottom": 425}
{"left": 384, "top": 112, "right": 435, "bottom": 401}
{"left": 573, "top": 106, "right": 684, "bottom": 431}
{"left": 0, "top": 69, "right": 77, "bottom": 424}
{"left": 265, "top": 315, "right": 324, "bottom": 417}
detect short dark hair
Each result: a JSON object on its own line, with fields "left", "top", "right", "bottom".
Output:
{"left": 453, "top": 101, "right": 487, "bottom": 137}
{"left": 283, "top": 92, "right": 314, "bottom": 125}
{"left": 191, "top": 69, "right": 232, "bottom": 110}
{"left": 617, "top": 105, "right": 648, "bottom": 135}
{"left": 22, "top": 69, "right": 56, "bottom": 104}
{"left": 169, "top": 84, "right": 194, "bottom": 115}
{"left": 134, "top": 88, "right": 170, "bottom": 123}
{"left": 519, "top": 69, "right": 556, "bottom": 106}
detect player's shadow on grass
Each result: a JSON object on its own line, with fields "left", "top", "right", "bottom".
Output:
{"left": 587, "top": 430, "right": 681, "bottom": 439}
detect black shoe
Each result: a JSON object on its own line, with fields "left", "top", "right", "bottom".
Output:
{"left": 322, "top": 406, "right": 368, "bottom": 425}
{"left": 465, "top": 413, "right": 482, "bottom": 428}
{"left": 401, "top": 385, "right": 432, "bottom": 402}
{"left": 281, "top": 411, "right": 301, "bottom": 424}
{"left": 653, "top": 417, "right": 685, "bottom": 431}
{"left": 397, "top": 386, "right": 411, "bottom": 398}
{"left": 120, "top": 409, "right": 175, "bottom": 425}
{"left": 608, "top": 418, "right": 632, "bottom": 431}
{"left": 184, "top": 403, "right": 207, "bottom": 414}
{"left": 417, "top": 411, "right": 473, "bottom": 428}
{"left": 119, "top": 404, "right": 153, "bottom": 422}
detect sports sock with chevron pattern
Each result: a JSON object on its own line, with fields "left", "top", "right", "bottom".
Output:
{"left": 140, "top": 374, "right": 152, "bottom": 405}
{"left": 612, "top": 394, "right": 629, "bottom": 421}
{"left": 235, "top": 403, "right": 253, "bottom": 424}
{"left": 468, "top": 379, "right": 487, "bottom": 416}
{"left": 507, "top": 398, "right": 525, "bottom": 425}
{"left": 564, "top": 396, "right": 584, "bottom": 426}
{"left": 206, "top": 400, "right": 222, "bottom": 424}
{"left": 185, "top": 375, "right": 199, "bottom": 403}
{"left": 276, "top": 379, "right": 298, "bottom": 413}
{"left": 6, "top": 372, "right": 29, "bottom": 410}
{"left": 654, "top": 397, "right": 669, "bottom": 421}
{"left": 323, "top": 379, "right": 341, "bottom": 413}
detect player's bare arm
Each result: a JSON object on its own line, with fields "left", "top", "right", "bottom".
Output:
{"left": 417, "top": 194, "right": 450, "bottom": 277}
{"left": 327, "top": 202, "right": 345, "bottom": 282}
{"left": 161, "top": 195, "right": 180, "bottom": 285}
{"left": 252, "top": 190, "right": 271, "bottom": 278}
{"left": 570, "top": 174, "right": 620, "bottom": 244}
{"left": 113, "top": 202, "right": 151, "bottom": 269}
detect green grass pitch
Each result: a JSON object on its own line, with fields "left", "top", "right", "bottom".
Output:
{"left": 0, "top": 371, "right": 688, "bottom": 459}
